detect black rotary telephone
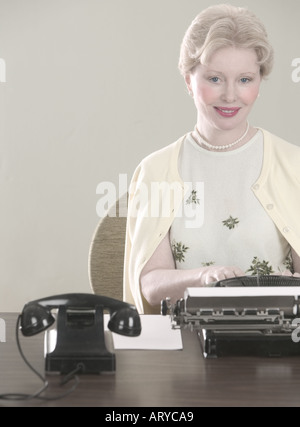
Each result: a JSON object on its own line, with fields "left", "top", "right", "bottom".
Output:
{"left": 20, "top": 293, "right": 141, "bottom": 374}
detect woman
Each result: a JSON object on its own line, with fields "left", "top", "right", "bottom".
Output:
{"left": 123, "top": 4, "right": 300, "bottom": 314}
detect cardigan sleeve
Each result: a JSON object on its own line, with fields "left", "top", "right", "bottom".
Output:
{"left": 252, "top": 129, "right": 300, "bottom": 257}
{"left": 123, "top": 136, "right": 186, "bottom": 314}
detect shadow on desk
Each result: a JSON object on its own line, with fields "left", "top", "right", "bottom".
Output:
{"left": 1, "top": 313, "right": 300, "bottom": 407}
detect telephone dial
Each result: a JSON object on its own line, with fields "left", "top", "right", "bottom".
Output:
{"left": 20, "top": 293, "right": 141, "bottom": 374}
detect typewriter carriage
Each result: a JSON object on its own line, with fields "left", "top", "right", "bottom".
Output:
{"left": 161, "top": 275, "right": 300, "bottom": 358}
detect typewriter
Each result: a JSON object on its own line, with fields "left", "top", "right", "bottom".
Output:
{"left": 161, "top": 275, "right": 300, "bottom": 358}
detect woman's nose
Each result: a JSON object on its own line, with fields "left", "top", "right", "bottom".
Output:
{"left": 221, "top": 83, "right": 237, "bottom": 103}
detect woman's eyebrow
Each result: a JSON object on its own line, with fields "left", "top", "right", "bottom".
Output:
{"left": 205, "top": 69, "right": 259, "bottom": 76}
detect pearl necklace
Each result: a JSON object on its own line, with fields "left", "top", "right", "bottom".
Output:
{"left": 193, "top": 121, "right": 250, "bottom": 151}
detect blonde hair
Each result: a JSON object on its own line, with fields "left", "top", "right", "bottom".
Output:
{"left": 178, "top": 4, "right": 274, "bottom": 78}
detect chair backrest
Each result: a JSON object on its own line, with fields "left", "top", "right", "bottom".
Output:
{"left": 88, "top": 193, "right": 128, "bottom": 301}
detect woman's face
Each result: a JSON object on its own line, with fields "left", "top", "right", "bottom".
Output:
{"left": 185, "top": 46, "right": 261, "bottom": 134}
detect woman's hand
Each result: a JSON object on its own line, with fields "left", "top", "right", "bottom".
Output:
{"left": 141, "top": 231, "right": 247, "bottom": 305}
{"left": 198, "top": 266, "right": 245, "bottom": 286}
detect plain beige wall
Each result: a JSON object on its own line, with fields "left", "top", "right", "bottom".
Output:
{"left": 0, "top": 0, "right": 299, "bottom": 311}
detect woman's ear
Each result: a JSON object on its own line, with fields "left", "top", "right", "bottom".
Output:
{"left": 185, "top": 74, "right": 193, "bottom": 96}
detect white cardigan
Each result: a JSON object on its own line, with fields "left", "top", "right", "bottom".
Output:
{"left": 123, "top": 129, "right": 300, "bottom": 314}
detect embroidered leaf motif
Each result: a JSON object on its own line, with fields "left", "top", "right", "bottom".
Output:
{"left": 186, "top": 190, "right": 200, "bottom": 205}
{"left": 246, "top": 257, "right": 274, "bottom": 276}
{"left": 171, "top": 240, "right": 189, "bottom": 263}
{"left": 283, "top": 253, "right": 294, "bottom": 274}
{"left": 222, "top": 216, "right": 239, "bottom": 230}
{"left": 201, "top": 261, "right": 215, "bottom": 267}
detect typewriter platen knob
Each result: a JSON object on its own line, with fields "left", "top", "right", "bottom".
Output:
{"left": 174, "top": 299, "right": 185, "bottom": 316}
{"left": 161, "top": 298, "right": 171, "bottom": 316}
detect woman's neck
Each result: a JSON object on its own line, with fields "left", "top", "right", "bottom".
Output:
{"left": 195, "top": 120, "right": 257, "bottom": 151}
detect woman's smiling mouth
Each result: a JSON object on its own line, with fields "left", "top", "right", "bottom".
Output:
{"left": 214, "top": 107, "right": 241, "bottom": 117}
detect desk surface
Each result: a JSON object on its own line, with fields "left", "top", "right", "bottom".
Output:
{"left": 1, "top": 313, "right": 300, "bottom": 407}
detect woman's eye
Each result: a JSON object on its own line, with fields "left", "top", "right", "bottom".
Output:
{"left": 209, "top": 77, "right": 220, "bottom": 83}
{"left": 240, "top": 77, "right": 251, "bottom": 83}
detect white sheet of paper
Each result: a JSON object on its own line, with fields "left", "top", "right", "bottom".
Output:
{"left": 186, "top": 286, "right": 300, "bottom": 298}
{"left": 105, "top": 314, "right": 183, "bottom": 350}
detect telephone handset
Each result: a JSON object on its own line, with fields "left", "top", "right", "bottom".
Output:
{"left": 20, "top": 294, "right": 141, "bottom": 374}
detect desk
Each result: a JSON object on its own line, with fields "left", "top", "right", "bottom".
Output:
{"left": 1, "top": 313, "right": 300, "bottom": 407}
